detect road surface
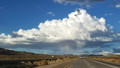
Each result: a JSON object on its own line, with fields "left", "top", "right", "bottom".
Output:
{"left": 67, "top": 58, "right": 120, "bottom": 68}
{"left": 35, "top": 58, "right": 120, "bottom": 68}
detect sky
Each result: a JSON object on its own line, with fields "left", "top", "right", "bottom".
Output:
{"left": 0, "top": 0, "right": 120, "bottom": 55}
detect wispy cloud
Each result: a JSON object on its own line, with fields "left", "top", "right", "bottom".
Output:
{"left": 104, "top": 13, "right": 113, "bottom": 16}
{"left": 0, "top": 6, "right": 4, "bottom": 10}
{"left": 113, "top": 47, "right": 120, "bottom": 54}
{"left": 118, "top": 21, "right": 120, "bottom": 24}
{"left": 116, "top": 4, "right": 120, "bottom": 8}
{"left": 47, "top": 12, "right": 55, "bottom": 16}
{"left": 99, "top": 51, "right": 111, "bottom": 55}
{"left": 54, "top": 0, "right": 105, "bottom": 5}
{"left": 36, "top": 5, "right": 40, "bottom": 8}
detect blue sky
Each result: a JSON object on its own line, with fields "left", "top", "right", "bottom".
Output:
{"left": 0, "top": 0, "right": 120, "bottom": 55}
{"left": 0, "top": 0, "right": 120, "bottom": 34}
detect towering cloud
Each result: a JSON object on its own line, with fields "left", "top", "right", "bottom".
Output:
{"left": 0, "top": 9, "right": 116, "bottom": 54}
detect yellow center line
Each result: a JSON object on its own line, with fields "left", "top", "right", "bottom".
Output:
{"left": 64, "top": 62, "right": 73, "bottom": 68}
{"left": 64, "top": 59, "right": 78, "bottom": 68}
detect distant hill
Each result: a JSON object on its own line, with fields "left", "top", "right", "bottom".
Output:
{"left": 80, "top": 54, "right": 103, "bottom": 56}
{"left": 0, "top": 48, "right": 35, "bottom": 55}
{"left": 104, "top": 54, "right": 120, "bottom": 57}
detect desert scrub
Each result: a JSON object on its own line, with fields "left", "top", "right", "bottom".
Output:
{"left": 88, "top": 56, "right": 120, "bottom": 64}
{"left": 33, "top": 60, "right": 48, "bottom": 66}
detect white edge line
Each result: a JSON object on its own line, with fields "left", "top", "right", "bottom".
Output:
{"left": 83, "top": 59, "right": 90, "bottom": 66}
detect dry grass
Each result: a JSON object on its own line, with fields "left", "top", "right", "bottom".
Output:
{"left": 33, "top": 60, "right": 48, "bottom": 66}
{"left": 0, "top": 55, "right": 78, "bottom": 68}
{"left": 88, "top": 56, "right": 120, "bottom": 64}
{"left": 22, "top": 57, "right": 71, "bottom": 66}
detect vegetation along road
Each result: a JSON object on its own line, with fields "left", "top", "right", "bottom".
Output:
{"left": 37, "top": 58, "right": 120, "bottom": 68}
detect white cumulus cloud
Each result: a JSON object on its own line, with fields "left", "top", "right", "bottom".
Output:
{"left": 0, "top": 9, "right": 116, "bottom": 54}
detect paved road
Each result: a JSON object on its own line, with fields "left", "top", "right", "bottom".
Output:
{"left": 35, "top": 59, "right": 78, "bottom": 68}
{"left": 67, "top": 58, "right": 120, "bottom": 68}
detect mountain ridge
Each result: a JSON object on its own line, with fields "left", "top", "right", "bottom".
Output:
{"left": 0, "top": 48, "right": 35, "bottom": 55}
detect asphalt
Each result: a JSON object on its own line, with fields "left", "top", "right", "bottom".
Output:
{"left": 67, "top": 58, "right": 120, "bottom": 68}
{"left": 52, "top": 59, "right": 77, "bottom": 68}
